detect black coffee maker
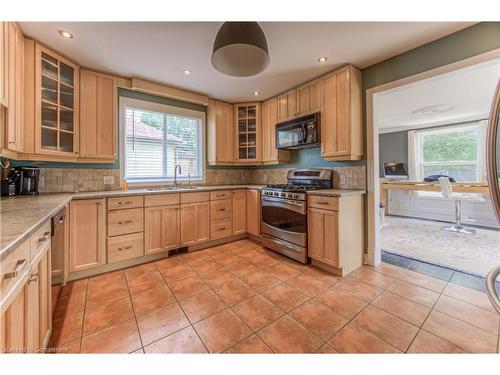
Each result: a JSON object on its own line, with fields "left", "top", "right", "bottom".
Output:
{"left": 3, "top": 167, "right": 40, "bottom": 195}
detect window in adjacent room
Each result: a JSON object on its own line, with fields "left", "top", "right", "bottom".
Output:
{"left": 119, "top": 97, "right": 205, "bottom": 184}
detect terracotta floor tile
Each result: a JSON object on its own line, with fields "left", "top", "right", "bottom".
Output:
{"left": 224, "top": 260, "right": 260, "bottom": 277}
{"left": 182, "top": 250, "right": 212, "bottom": 263}
{"left": 225, "top": 334, "right": 273, "bottom": 353}
{"left": 407, "top": 329, "right": 466, "bottom": 353}
{"left": 257, "top": 315, "right": 323, "bottom": 353}
{"left": 212, "top": 253, "right": 243, "bottom": 266}
{"left": 372, "top": 291, "right": 431, "bottom": 327}
{"left": 179, "top": 289, "right": 227, "bottom": 323}
{"left": 54, "top": 290, "right": 87, "bottom": 319}
{"left": 159, "top": 263, "right": 196, "bottom": 283}
{"left": 334, "top": 278, "right": 384, "bottom": 302}
{"left": 240, "top": 270, "right": 281, "bottom": 292}
{"left": 203, "top": 245, "right": 227, "bottom": 256}
{"left": 442, "top": 283, "right": 497, "bottom": 312}
{"left": 144, "top": 326, "right": 207, "bottom": 353}
{"left": 314, "top": 287, "right": 368, "bottom": 319}
{"left": 169, "top": 275, "right": 209, "bottom": 300}
{"left": 86, "top": 276, "right": 129, "bottom": 308}
{"left": 56, "top": 339, "right": 81, "bottom": 354}
{"left": 264, "top": 262, "right": 301, "bottom": 281}
{"left": 262, "top": 283, "right": 310, "bottom": 312}
{"left": 131, "top": 348, "right": 144, "bottom": 354}
{"left": 199, "top": 269, "right": 238, "bottom": 289}
{"left": 423, "top": 310, "right": 497, "bottom": 353}
{"left": 282, "top": 259, "right": 313, "bottom": 274}
{"left": 49, "top": 310, "right": 84, "bottom": 347}
{"left": 214, "top": 278, "right": 257, "bottom": 306}
{"left": 386, "top": 279, "right": 440, "bottom": 308}
{"left": 433, "top": 295, "right": 499, "bottom": 335}
{"left": 131, "top": 284, "right": 176, "bottom": 316}
{"left": 194, "top": 309, "right": 252, "bottom": 353}
{"left": 83, "top": 296, "right": 134, "bottom": 335}
{"left": 80, "top": 319, "right": 141, "bottom": 353}
{"left": 87, "top": 270, "right": 125, "bottom": 291}
{"left": 155, "top": 256, "right": 185, "bottom": 269}
{"left": 305, "top": 267, "right": 342, "bottom": 285}
{"left": 396, "top": 269, "right": 446, "bottom": 293}
{"left": 188, "top": 258, "right": 223, "bottom": 274}
{"left": 137, "top": 303, "right": 190, "bottom": 345}
{"left": 348, "top": 267, "right": 395, "bottom": 289}
{"left": 250, "top": 254, "right": 280, "bottom": 267}
{"left": 238, "top": 249, "right": 264, "bottom": 261}
{"left": 60, "top": 279, "right": 88, "bottom": 297}
{"left": 328, "top": 322, "right": 401, "bottom": 353}
{"left": 372, "top": 262, "right": 407, "bottom": 279}
{"left": 289, "top": 300, "right": 348, "bottom": 341}
{"left": 126, "top": 270, "right": 165, "bottom": 295}
{"left": 315, "top": 343, "right": 338, "bottom": 353}
{"left": 286, "top": 273, "right": 331, "bottom": 297}
{"left": 232, "top": 295, "right": 284, "bottom": 331}
{"left": 124, "top": 262, "right": 158, "bottom": 278}
{"left": 353, "top": 305, "right": 419, "bottom": 351}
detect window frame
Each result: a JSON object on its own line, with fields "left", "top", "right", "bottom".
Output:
{"left": 119, "top": 96, "right": 206, "bottom": 186}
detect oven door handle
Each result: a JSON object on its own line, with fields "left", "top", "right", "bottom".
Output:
{"left": 261, "top": 197, "right": 306, "bottom": 214}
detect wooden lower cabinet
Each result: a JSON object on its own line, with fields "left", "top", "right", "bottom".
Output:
{"left": 307, "top": 194, "right": 364, "bottom": 276}
{"left": 180, "top": 201, "right": 210, "bottom": 246}
{"left": 232, "top": 190, "right": 246, "bottom": 235}
{"left": 144, "top": 205, "right": 180, "bottom": 255}
{"left": 246, "top": 189, "right": 260, "bottom": 237}
{"left": 69, "top": 199, "right": 105, "bottom": 272}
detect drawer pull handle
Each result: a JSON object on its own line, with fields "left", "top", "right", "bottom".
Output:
{"left": 317, "top": 201, "right": 329, "bottom": 205}
{"left": 117, "top": 246, "right": 133, "bottom": 251}
{"left": 38, "top": 231, "right": 51, "bottom": 243}
{"left": 219, "top": 208, "right": 226, "bottom": 212}
{"left": 117, "top": 201, "right": 132, "bottom": 205}
{"left": 118, "top": 220, "right": 133, "bottom": 225}
{"left": 4, "top": 259, "right": 27, "bottom": 279}
{"left": 28, "top": 272, "right": 39, "bottom": 283}
{"left": 217, "top": 227, "right": 227, "bottom": 231}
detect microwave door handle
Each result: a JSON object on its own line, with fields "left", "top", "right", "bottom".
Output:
{"left": 301, "top": 124, "right": 307, "bottom": 143}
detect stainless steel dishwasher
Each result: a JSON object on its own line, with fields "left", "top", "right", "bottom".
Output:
{"left": 51, "top": 207, "right": 66, "bottom": 284}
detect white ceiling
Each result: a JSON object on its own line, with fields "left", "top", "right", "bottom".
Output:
{"left": 375, "top": 57, "right": 500, "bottom": 133}
{"left": 18, "top": 22, "right": 474, "bottom": 102}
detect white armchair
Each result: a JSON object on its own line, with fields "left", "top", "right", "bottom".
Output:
{"left": 438, "top": 177, "right": 485, "bottom": 234}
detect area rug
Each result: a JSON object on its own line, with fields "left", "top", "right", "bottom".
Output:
{"left": 381, "top": 216, "right": 500, "bottom": 277}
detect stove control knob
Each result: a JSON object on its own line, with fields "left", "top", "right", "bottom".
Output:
{"left": 280, "top": 192, "right": 286, "bottom": 197}
{"left": 293, "top": 194, "right": 299, "bottom": 199}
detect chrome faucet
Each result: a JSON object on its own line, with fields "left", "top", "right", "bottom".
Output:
{"left": 174, "top": 164, "right": 182, "bottom": 188}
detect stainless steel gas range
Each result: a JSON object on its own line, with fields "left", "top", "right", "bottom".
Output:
{"left": 260, "top": 169, "right": 332, "bottom": 264}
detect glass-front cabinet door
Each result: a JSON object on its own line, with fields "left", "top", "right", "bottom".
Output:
{"left": 234, "top": 103, "right": 260, "bottom": 163}
{"left": 35, "top": 44, "right": 79, "bottom": 156}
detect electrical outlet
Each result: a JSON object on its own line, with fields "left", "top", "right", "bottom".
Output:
{"left": 340, "top": 175, "right": 346, "bottom": 185}
{"left": 103, "top": 176, "right": 114, "bottom": 185}
{"left": 39, "top": 176, "right": 45, "bottom": 188}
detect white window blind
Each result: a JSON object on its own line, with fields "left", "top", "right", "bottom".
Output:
{"left": 121, "top": 98, "right": 204, "bottom": 183}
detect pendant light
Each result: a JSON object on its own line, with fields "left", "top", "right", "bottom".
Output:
{"left": 211, "top": 22, "right": 270, "bottom": 77}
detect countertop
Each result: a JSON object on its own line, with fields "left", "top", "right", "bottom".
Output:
{"left": 0, "top": 184, "right": 364, "bottom": 257}
{"left": 306, "top": 189, "right": 366, "bottom": 197}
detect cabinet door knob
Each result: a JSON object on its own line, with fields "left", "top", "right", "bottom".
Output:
{"left": 118, "top": 220, "right": 132, "bottom": 225}
{"left": 28, "top": 272, "right": 39, "bottom": 283}
{"left": 3, "top": 259, "right": 27, "bottom": 279}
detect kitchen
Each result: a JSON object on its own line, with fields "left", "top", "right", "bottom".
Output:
{"left": 1, "top": 9, "right": 500, "bottom": 365}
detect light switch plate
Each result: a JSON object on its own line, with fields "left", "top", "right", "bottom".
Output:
{"left": 103, "top": 176, "right": 114, "bottom": 185}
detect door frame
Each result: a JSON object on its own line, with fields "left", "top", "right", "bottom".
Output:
{"left": 365, "top": 48, "right": 500, "bottom": 266}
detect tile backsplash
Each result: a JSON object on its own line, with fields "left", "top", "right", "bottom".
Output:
{"left": 37, "top": 165, "right": 366, "bottom": 193}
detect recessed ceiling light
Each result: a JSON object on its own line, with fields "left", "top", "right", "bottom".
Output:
{"left": 253, "top": 91, "right": 260, "bottom": 96}
{"left": 317, "top": 57, "right": 328, "bottom": 63}
{"left": 412, "top": 104, "right": 454, "bottom": 116}
{"left": 58, "top": 30, "right": 74, "bottom": 39}
{"left": 183, "top": 69, "right": 192, "bottom": 75}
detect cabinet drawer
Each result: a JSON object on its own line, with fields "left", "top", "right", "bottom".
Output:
{"left": 30, "top": 220, "right": 51, "bottom": 262}
{"left": 181, "top": 192, "right": 210, "bottom": 204}
{"left": 1, "top": 239, "right": 30, "bottom": 307}
{"left": 107, "top": 232, "right": 144, "bottom": 264}
{"left": 211, "top": 219, "right": 232, "bottom": 240}
{"left": 144, "top": 193, "right": 180, "bottom": 207}
{"left": 107, "top": 208, "right": 144, "bottom": 237}
{"left": 308, "top": 195, "right": 339, "bottom": 211}
{"left": 210, "top": 199, "right": 231, "bottom": 220}
{"left": 107, "top": 195, "right": 144, "bottom": 210}
{"left": 210, "top": 190, "right": 231, "bottom": 201}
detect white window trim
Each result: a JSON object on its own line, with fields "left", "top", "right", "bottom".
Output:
{"left": 119, "top": 96, "right": 206, "bottom": 186}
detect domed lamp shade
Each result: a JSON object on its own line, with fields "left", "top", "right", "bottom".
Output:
{"left": 212, "top": 22, "right": 270, "bottom": 77}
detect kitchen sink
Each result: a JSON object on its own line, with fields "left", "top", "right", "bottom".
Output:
{"left": 145, "top": 186, "right": 201, "bottom": 191}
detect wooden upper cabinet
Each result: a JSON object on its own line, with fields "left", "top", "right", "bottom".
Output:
{"left": 0, "top": 22, "right": 8, "bottom": 108}
{"left": 320, "top": 64, "right": 363, "bottom": 161}
{"left": 6, "top": 22, "right": 24, "bottom": 152}
{"left": 297, "top": 79, "right": 320, "bottom": 116}
{"left": 277, "top": 89, "right": 297, "bottom": 122}
{"left": 207, "top": 99, "right": 234, "bottom": 165}
{"left": 234, "top": 102, "right": 261, "bottom": 164}
{"left": 34, "top": 43, "right": 80, "bottom": 157}
{"left": 261, "top": 97, "right": 290, "bottom": 164}
{"left": 80, "top": 69, "right": 117, "bottom": 160}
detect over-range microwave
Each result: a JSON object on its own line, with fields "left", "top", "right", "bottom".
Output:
{"left": 275, "top": 113, "right": 320, "bottom": 149}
